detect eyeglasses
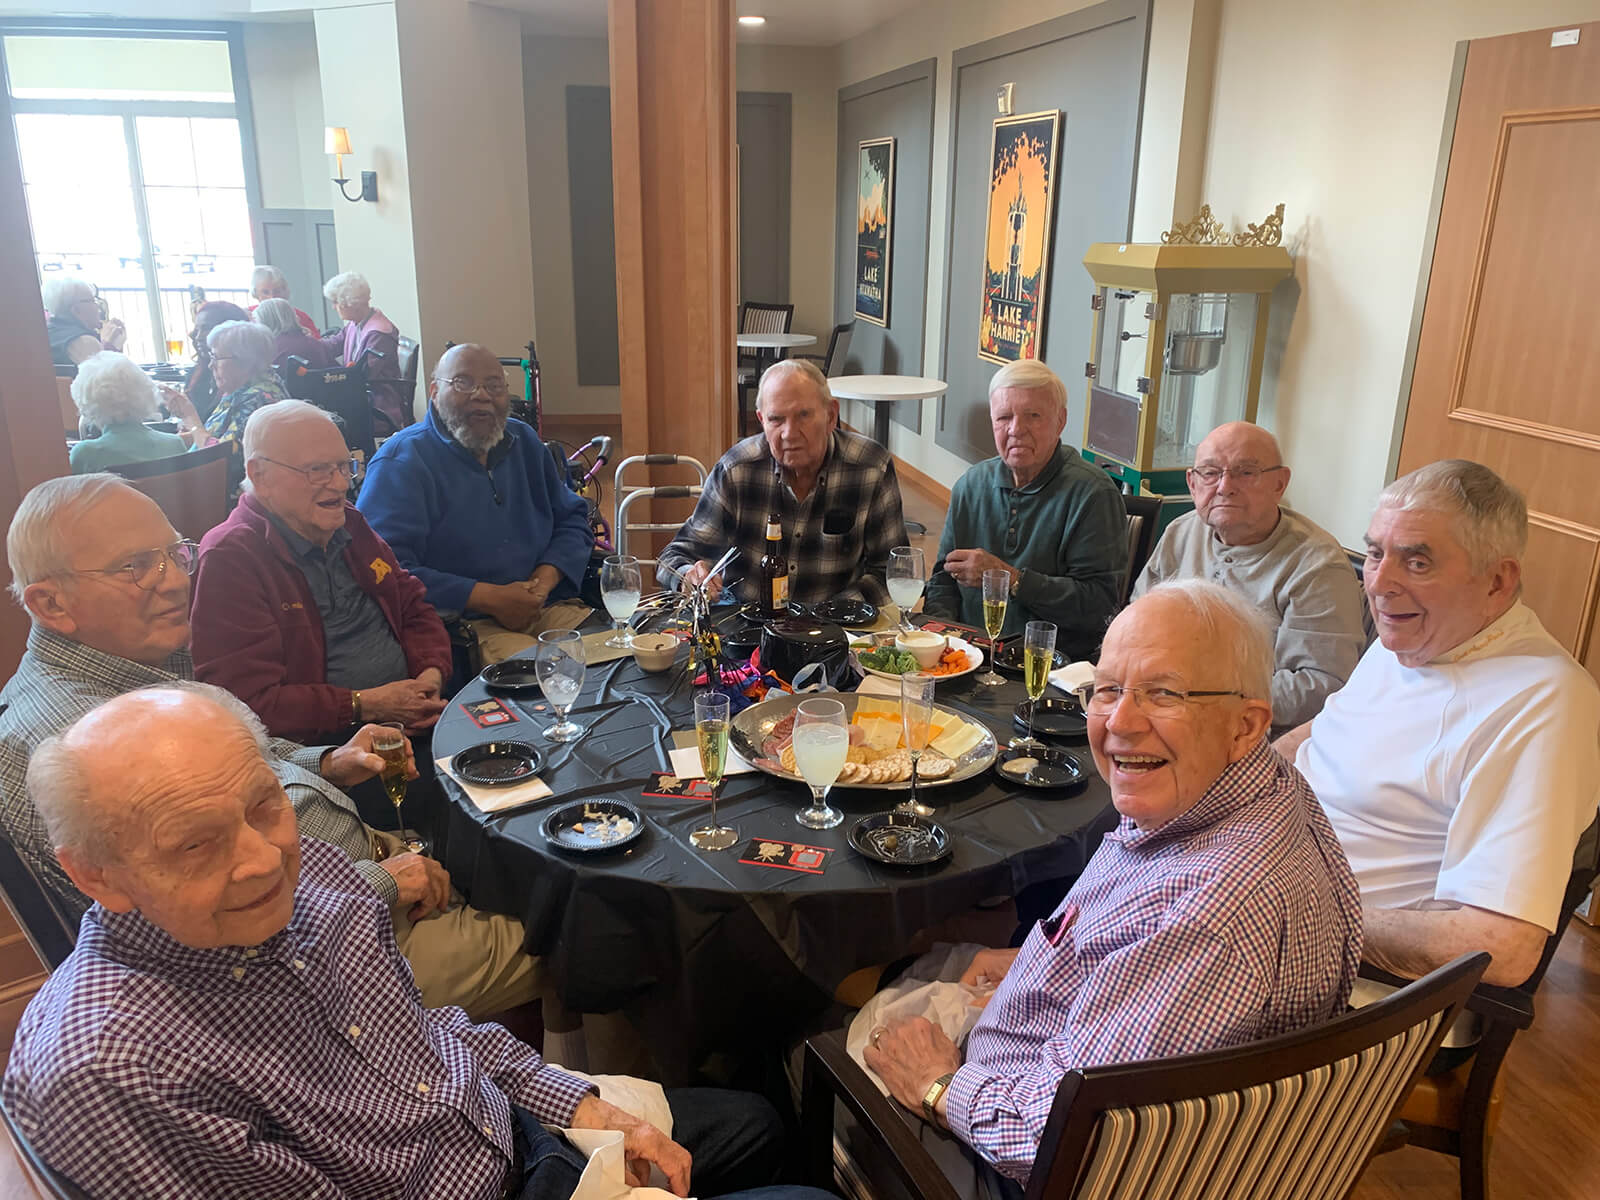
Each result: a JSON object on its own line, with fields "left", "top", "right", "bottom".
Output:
{"left": 258, "top": 456, "right": 361, "bottom": 487}
{"left": 1188, "top": 465, "right": 1284, "bottom": 485}
{"left": 67, "top": 540, "right": 199, "bottom": 591}
{"left": 1074, "top": 683, "right": 1245, "bottom": 714}
{"left": 435, "top": 375, "right": 510, "bottom": 399}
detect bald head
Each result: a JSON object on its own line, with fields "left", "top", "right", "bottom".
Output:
{"left": 1188, "top": 422, "right": 1290, "bottom": 546}
{"left": 243, "top": 400, "right": 354, "bottom": 546}
{"left": 430, "top": 343, "right": 511, "bottom": 457}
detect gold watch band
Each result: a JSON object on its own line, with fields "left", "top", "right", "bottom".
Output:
{"left": 921, "top": 1071, "right": 955, "bottom": 1124}
{"left": 352, "top": 690, "right": 362, "bottom": 724}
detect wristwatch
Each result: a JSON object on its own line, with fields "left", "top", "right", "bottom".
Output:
{"left": 921, "top": 1071, "right": 956, "bottom": 1124}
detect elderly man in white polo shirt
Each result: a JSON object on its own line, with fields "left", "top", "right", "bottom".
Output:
{"left": 1279, "top": 459, "right": 1600, "bottom": 988}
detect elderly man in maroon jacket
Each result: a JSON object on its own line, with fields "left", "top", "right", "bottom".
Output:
{"left": 192, "top": 400, "right": 452, "bottom": 744}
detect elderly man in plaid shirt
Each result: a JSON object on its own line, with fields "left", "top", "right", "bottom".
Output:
{"left": 659, "top": 359, "right": 908, "bottom": 606}
{"left": 4, "top": 685, "right": 832, "bottom": 1200}
{"left": 864, "top": 581, "right": 1361, "bottom": 1196}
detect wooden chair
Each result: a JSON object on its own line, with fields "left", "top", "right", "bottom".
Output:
{"left": 1119, "top": 493, "right": 1162, "bottom": 605}
{"left": 802, "top": 952, "right": 1489, "bottom": 1200}
{"left": 798, "top": 320, "right": 856, "bottom": 378}
{"left": 54, "top": 375, "right": 78, "bottom": 438}
{"left": 109, "top": 441, "right": 233, "bottom": 543}
{"left": 1369, "top": 824, "right": 1600, "bottom": 1200}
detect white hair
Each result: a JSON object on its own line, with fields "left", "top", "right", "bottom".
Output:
{"left": 41, "top": 276, "right": 93, "bottom": 318}
{"left": 988, "top": 359, "right": 1067, "bottom": 414}
{"left": 253, "top": 297, "right": 301, "bottom": 337}
{"left": 1375, "top": 459, "right": 1527, "bottom": 574}
{"left": 322, "top": 271, "right": 371, "bottom": 309}
{"left": 1136, "top": 579, "right": 1275, "bottom": 702}
{"left": 6, "top": 473, "right": 143, "bottom": 604}
{"left": 756, "top": 358, "right": 832, "bottom": 411}
{"left": 207, "top": 320, "right": 276, "bottom": 383}
{"left": 27, "top": 682, "right": 273, "bottom": 867}
{"left": 70, "top": 351, "right": 161, "bottom": 429}
{"left": 242, "top": 398, "right": 337, "bottom": 464}
{"left": 250, "top": 264, "right": 288, "bottom": 298}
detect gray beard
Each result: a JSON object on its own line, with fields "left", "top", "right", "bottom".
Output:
{"left": 441, "top": 408, "right": 507, "bottom": 456}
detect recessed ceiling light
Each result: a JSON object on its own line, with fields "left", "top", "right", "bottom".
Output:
{"left": 738, "top": 16, "right": 766, "bottom": 26}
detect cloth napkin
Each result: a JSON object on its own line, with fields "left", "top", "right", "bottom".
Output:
{"left": 580, "top": 629, "right": 637, "bottom": 666}
{"left": 1049, "top": 659, "right": 1095, "bottom": 696}
{"left": 434, "top": 755, "right": 553, "bottom": 814}
{"left": 666, "top": 741, "right": 756, "bottom": 779}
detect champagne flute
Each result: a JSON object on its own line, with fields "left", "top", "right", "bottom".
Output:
{"left": 373, "top": 722, "right": 426, "bottom": 854}
{"left": 792, "top": 697, "right": 848, "bottom": 830}
{"left": 896, "top": 673, "right": 936, "bottom": 818}
{"left": 533, "top": 630, "right": 587, "bottom": 742}
{"left": 886, "top": 546, "right": 925, "bottom": 632}
{"left": 600, "top": 553, "right": 642, "bottom": 648}
{"left": 1012, "top": 621, "right": 1058, "bottom": 762}
{"left": 690, "top": 693, "right": 737, "bottom": 851}
{"left": 977, "top": 568, "right": 1010, "bottom": 686}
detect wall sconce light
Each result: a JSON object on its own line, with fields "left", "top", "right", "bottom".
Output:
{"left": 325, "top": 125, "right": 378, "bottom": 203}
{"left": 996, "top": 83, "right": 1015, "bottom": 116}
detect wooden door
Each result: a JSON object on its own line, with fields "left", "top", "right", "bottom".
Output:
{"left": 1397, "top": 19, "right": 1600, "bottom": 680}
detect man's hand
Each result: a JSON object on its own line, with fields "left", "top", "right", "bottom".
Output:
{"left": 417, "top": 668, "right": 444, "bottom": 699}
{"left": 472, "top": 581, "right": 547, "bottom": 632}
{"left": 99, "top": 317, "right": 127, "bottom": 351}
{"left": 321, "top": 723, "right": 417, "bottom": 787}
{"left": 362, "top": 679, "right": 448, "bottom": 731}
{"left": 959, "top": 947, "right": 1020, "bottom": 1008}
{"left": 681, "top": 560, "right": 723, "bottom": 604}
{"left": 570, "top": 1094, "right": 692, "bottom": 1197}
{"left": 862, "top": 1016, "right": 962, "bottom": 1121}
{"left": 942, "top": 549, "right": 1016, "bottom": 590}
{"left": 381, "top": 852, "right": 453, "bottom": 921}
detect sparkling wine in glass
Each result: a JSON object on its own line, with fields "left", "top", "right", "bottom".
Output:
{"left": 1012, "top": 621, "right": 1058, "bottom": 762}
{"left": 886, "top": 546, "right": 925, "bottom": 632}
{"left": 792, "top": 697, "right": 848, "bottom": 830}
{"left": 533, "top": 629, "right": 587, "bottom": 742}
{"left": 600, "top": 554, "right": 642, "bottom": 648}
{"left": 690, "top": 692, "right": 737, "bottom": 851}
{"left": 896, "top": 673, "right": 936, "bottom": 818}
{"left": 373, "top": 722, "right": 425, "bottom": 854}
{"left": 977, "top": 568, "right": 1010, "bottom": 686}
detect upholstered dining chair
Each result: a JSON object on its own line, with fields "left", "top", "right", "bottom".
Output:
{"left": 798, "top": 321, "right": 856, "bottom": 378}
{"left": 1119, "top": 493, "right": 1162, "bottom": 605}
{"left": 109, "top": 439, "right": 233, "bottom": 543}
{"left": 802, "top": 952, "right": 1489, "bottom": 1200}
{"left": 737, "top": 302, "right": 796, "bottom": 436}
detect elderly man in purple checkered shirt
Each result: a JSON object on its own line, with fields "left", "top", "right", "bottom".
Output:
{"left": 3, "top": 684, "right": 835, "bottom": 1200}
{"left": 864, "top": 581, "right": 1362, "bottom": 1194}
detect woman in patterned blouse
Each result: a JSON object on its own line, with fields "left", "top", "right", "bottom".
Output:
{"left": 169, "top": 319, "right": 288, "bottom": 494}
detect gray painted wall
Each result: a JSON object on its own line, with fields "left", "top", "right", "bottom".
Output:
{"left": 737, "top": 91, "right": 793, "bottom": 306}
{"left": 565, "top": 84, "right": 621, "bottom": 387}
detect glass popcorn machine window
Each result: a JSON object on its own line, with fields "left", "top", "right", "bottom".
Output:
{"left": 1152, "top": 291, "right": 1259, "bottom": 471}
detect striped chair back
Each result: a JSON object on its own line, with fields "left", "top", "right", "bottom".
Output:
{"left": 1028, "top": 953, "right": 1489, "bottom": 1200}
{"left": 739, "top": 301, "right": 794, "bottom": 335}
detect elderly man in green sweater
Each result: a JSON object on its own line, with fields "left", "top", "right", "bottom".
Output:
{"left": 924, "top": 360, "right": 1127, "bottom": 660}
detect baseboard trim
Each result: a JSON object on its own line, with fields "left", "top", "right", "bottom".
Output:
{"left": 841, "top": 422, "right": 951, "bottom": 505}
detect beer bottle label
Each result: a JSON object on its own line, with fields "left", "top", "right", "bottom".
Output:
{"left": 773, "top": 575, "right": 788, "bottom": 609}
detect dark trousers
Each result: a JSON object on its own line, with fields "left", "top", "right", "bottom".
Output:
{"left": 511, "top": 1088, "right": 835, "bottom": 1200}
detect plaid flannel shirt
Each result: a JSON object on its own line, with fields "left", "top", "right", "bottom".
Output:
{"left": 657, "top": 430, "right": 909, "bottom": 606}
{"left": 947, "top": 740, "right": 1362, "bottom": 1183}
{"left": 0, "top": 628, "right": 398, "bottom": 924}
{"left": 3, "top": 837, "right": 592, "bottom": 1199}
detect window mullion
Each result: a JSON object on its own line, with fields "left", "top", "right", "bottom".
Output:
{"left": 122, "top": 110, "right": 168, "bottom": 361}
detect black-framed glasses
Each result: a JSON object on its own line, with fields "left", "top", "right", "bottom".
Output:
{"left": 258, "top": 456, "right": 361, "bottom": 487}
{"left": 434, "top": 375, "right": 510, "bottom": 399}
{"left": 67, "top": 540, "right": 199, "bottom": 591}
{"left": 1188, "top": 465, "right": 1284, "bottom": 485}
{"left": 1074, "top": 683, "right": 1245, "bottom": 715}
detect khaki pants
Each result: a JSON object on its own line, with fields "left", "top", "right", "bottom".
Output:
{"left": 392, "top": 897, "right": 542, "bottom": 1020}
{"left": 469, "top": 601, "right": 593, "bottom": 665}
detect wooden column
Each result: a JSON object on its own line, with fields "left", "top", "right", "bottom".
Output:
{"left": 608, "top": 0, "right": 737, "bottom": 479}
{"left": 0, "top": 86, "right": 69, "bottom": 675}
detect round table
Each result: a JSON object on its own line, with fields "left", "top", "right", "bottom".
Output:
{"left": 828, "top": 374, "right": 949, "bottom": 446}
{"left": 432, "top": 627, "right": 1115, "bottom": 1087}
{"left": 734, "top": 332, "right": 817, "bottom": 351}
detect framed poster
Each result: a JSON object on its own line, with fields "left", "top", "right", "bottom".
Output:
{"left": 854, "top": 137, "right": 895, "bottom": 326}
{"left": 977, "top": 110, "right": 1062, "bottom": 365}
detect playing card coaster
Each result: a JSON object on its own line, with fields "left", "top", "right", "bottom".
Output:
{"left": 461, "top": 697, "right": 519, "bottom": 729}
{"left": 643, "top": 773, "right": 719, "bottom": 800}
{"left": 738, "top": 838, "right": 833, "bottom": 874}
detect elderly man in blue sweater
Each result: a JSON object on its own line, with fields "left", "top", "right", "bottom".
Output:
{"left": 357, "top": 343, "right": 594, "bottom": 664}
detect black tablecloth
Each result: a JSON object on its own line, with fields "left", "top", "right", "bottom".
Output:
{"left": 432, "top": 637, "right": 1117, "bottom": 1084}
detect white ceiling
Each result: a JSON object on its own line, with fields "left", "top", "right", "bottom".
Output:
{"left": 487, "top": 0, "right": 926, "bottom": 46}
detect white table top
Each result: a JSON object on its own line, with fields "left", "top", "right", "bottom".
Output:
{"left": 736, "top": 332, "right": 816, "bottom": 349}
{"left": 827, "top": 374, "right": 949, "bottom": 403}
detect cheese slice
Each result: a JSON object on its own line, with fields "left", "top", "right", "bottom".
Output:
{"left": 857, "top": 716, "right": 903, "bottom": 752}
{"left": 931, "top": 719, "right": 985, "bottom": 759}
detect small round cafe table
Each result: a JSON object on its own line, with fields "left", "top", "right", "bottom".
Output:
{"left": 827, "top": 374, "right": 949, "bottom": 447}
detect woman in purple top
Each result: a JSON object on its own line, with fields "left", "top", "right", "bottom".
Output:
{"left": 321, "top": 271, "right": 407, "bottom": 435}
{"left": 255, "top": 297, "right": 337, "bottom": 381}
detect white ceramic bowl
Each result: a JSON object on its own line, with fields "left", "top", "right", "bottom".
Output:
{"left": 895, "top": 630, "right": 947, "bottom": 668}
{"left": 631, "top": 633, "right": 679, "bottom": 672}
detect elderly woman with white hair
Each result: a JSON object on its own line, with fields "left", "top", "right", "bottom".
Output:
{"left": 66, "top": 352, "right": 188, "bottom": 473}
{"left": 42, "top": 277, "right": 126, "bottom": 366}
{"left": 249, "top": 264, "right": 320, "bottom": 336}
{"left": 255, "top": 297, "right": 336, "bottom": 379}
{"left": 166, "top": 319, "right": 288, "bottom": 493}
{"left": 320, "top": 270, "right": 406, "bottom": 433}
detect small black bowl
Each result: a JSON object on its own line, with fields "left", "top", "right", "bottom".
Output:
{"left": 1014, "top": 697, "right": 1087, "bottom": 742}
{"left": 806, "top": 597, "right": 879, "bottom": 628}
{"left": 481, "top": 659, "right": 543, "bottom": 696}
{"left": 451, "top": 741, "right": 545, "bottom": 786}
{"left": 994, "top": 745, "right": 1086, "bottom": 791}
{"left": 543, "top": 797, "right": 645, "bottom": 854}
{"left": 992, "top": 640, "right": 1068, "bottom": 677}
{"left": 849, "top": 812, "right": 952, "bottom": 867}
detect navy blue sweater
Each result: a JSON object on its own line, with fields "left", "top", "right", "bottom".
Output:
{"left": 356, "top": 406, "right": 592, "bottom": 615}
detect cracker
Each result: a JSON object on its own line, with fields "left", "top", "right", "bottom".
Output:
{"left": 916, "top": 754, "right": 954, "bottom": 780}
{"left": 838, "top": 761, "right": 868, "bottom": 784}
{"left": 779, "top": 744, "right": 797, "bottom": 774}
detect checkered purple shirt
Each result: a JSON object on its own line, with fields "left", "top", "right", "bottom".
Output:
{"left": 947, "top": 740, "right": 1362, "bottom": 1183}
{"left": 2, "top": 838, "right": 593, "bottom": 1199}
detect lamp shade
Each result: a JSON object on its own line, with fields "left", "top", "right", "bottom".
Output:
{"left": 324, "top": 126, "right": 352, "bottom": 156}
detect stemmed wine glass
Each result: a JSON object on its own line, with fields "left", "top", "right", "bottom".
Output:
{"left": 976, "top": 568, "right": 1010, "bottom": 686}
{"left": 792, "top": 697, "right": 848, "bottom": 830}
{"left": 1011, "top": 620, "right": 1058, "bottom": 761}
{"left": 886, "top": 546, "right": 925, "bottom": 632}
{"left": 373, "top": 722, "right": 426, "bottom": 854}
{"left": 533, "top": 629, "right": 587, "bottom": 742}
{"left": 600, "top": 554, "right": 642, "bottom": 648}
{"left": 897, "top": 673, "right": 936, "bottom": 818}
{"left": 690, "top": 693, "right": 737, "bottom": 851}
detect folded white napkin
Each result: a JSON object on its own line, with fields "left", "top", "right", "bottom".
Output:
{"left": 1049, "top": 660, "right": 1095, "bottom": 695}
{"left": 434, "top": 755, "right": 553, "bottom": 814}
{"left": 666, "top": 743, "right": 756, "bottom": 779}
{"left": 854, "top": 675, "right": 903, "bottom": 700}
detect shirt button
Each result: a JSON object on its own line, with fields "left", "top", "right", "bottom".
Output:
{"left": 416, "top": 1082, "right": 431, "bottom": 1094}
{"left": 292, "top": 958, "right": 306, "bottom": 970}
{"left": 483, "top": 1125, "right": 495, "bottom": 1137}
{"left": 230, "top": 966, "right": 245, "bottom": 981}
{"left": 243, "top": 949, "right": 258, "bottom": 959}
{"left": 348, "top": 1025, "right": 362, "bottom": 1039}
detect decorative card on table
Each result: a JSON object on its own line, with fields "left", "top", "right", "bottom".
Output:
{"left": 738, "top": 838, "right": 834, "bottom": 875}
{"left": 643, "top": 773, "right": 719, "bottom": 801}
{"left": 461, "top": 697, "right": 519, "bottom": 729}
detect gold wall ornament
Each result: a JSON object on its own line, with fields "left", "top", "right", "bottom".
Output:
{"left": 1160, "top": 204, "right": 1230, "bottom": 245}
{"left": 1232, "top": 203, "right": 1286, "bottom": 248}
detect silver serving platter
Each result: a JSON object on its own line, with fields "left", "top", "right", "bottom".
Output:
{"left": 730, "top": 692, "right": 998, "bottom": 792}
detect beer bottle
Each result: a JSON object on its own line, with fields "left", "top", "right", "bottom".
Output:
{"left": 759, "top": 513, "right": 789, "bottom": 617}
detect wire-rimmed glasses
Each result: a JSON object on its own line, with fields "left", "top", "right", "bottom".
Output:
{"left": 533, "top": 629, "right": 587, "bottom": 742}
{"left": 65, "top": 540, "right": 199, "bottom": 590}
{"left": 257, "top": 456, "right": 361, "bottom": 487}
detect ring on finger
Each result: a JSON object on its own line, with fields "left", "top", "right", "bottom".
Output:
{"left": 870, "top": 1027, "right": 886, "bottom": 1047}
